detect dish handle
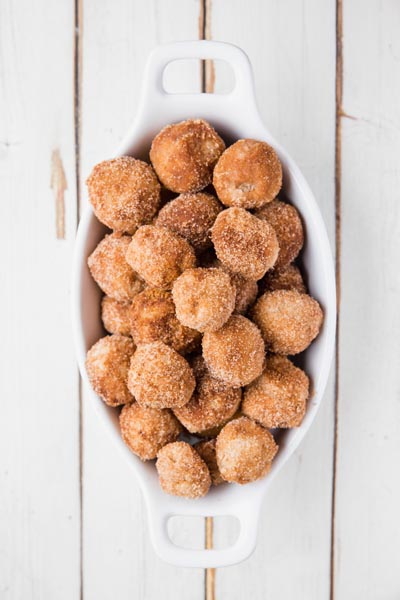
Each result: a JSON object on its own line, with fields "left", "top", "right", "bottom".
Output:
{"left": 138, "top": 40, "right": 258, "bottom": 113}
{"left": 146, "top": 500, "right": 262, "bottom": 568}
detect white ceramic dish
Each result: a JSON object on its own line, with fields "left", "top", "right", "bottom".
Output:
{"left": 72, "top": 41, "right": 336, "bottom": 568}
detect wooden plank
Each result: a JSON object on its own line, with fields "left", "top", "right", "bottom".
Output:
{"left": 333, "top": 1, "right": 400, "bottom": 598}
{"left": 210, "top": 1, "right": 337, "bottom": 597}
{"left": 0, "top": 2, "right": 80, "bottom": 599}
{"left": 80, "top": 2, "right": 205, "bottom": 598}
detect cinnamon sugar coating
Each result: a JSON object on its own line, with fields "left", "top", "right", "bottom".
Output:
{"left": 85, "top": 124, "right": 325, "bottom": 498}
{"left": 242, "top": 355, "right": 309, "bottom": 428}
{"left": 129, "top": 288, "right": 200, "bottom": 354}
{"left": 256, "top": 200, "right": 304, "bottom": 269}
{"left": 126, "top": 225, "right": 196, "bottom": 289}
{"left": 252, "top": 290, "right": 323, "bottom": 355}
{"left": 173, "top": 356, "right": 241, "bottom": 433}
{"left": 213, "top": 259, "right": 258, "bottom": 314}
{"left": 128, "top": 341, "right": 195, "bottom": 409}
{"left": 172, "top": 268, "right": 236, "bottom": 332}
{"left": 156, "top": 192, "right": 222, "bottom": 253}
{"left": 88, "top": 233, "right": 144, "bottom": 302}
{"left": 216, "top": 417, "right": 278, "bottom": 484}
{"left": 213, "top": 139, "right": 282, "bottom": 209}
{"left": 156, "top": 441, "right": 211, "bottom": 498}
{"left": 231, "top": 273, "right": 258, "bottom": 314}
{"left": 150, "top": 119, "right": 225, "bottom": 193}
{"left": 101, "top": 296, "right": 131, "bottom": 336}
{"left": 87, "top": 157, "right": 161, "bottom": 234}
{"left": 202, "top": 315, "right": 265, "bottom": 387}
{"left": 260, "top": 263, "right": 306, "bottom": 295}
{"left": 196, "top": 411, "right": 242, "bottom": 438}
{"left": 211, "top": 207, "right": 279, "bottom": 280}
{"left": 85, "top": 334, "right": 135, "bottom": 407}
{"left": 194, "top": 439, "right": 224, "bottom": 486}
{"left": 120, "top": 402, "right": 182, "bottom": 460}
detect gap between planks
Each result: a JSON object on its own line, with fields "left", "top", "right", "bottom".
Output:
{"left": 205, "top": 517, "right": 216, "bottom": 600}
{"left": 199, "top": 0, "right": 215, "bottom": 93}
{"left": 199, "top": 1, "right": 216, "bottom": 599}
{"left": 330, "top": 0, "right": 343, "bottom": 599}
{"left": 74, "top": 0, "right": 83, "bottom": 598}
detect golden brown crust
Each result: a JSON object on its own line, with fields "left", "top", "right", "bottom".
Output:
{"left": 156, "top": 441, "right": 211, "bottom": 498}
{"left": 256, "top": 200, "right": 304, "bottom": 269}
{"left": 85, "top": 334, "right": 135, "bottom": 406}
{"left": 86, "top": 157, "right": 161, "bottom": 234}
{"left": 242, "top": 355, "right": 309, "bottom": 428}
{"left": 150, "top": 119, "right": 225, "bottom": 193}
{"left": 213, "top": 139, "right": 282, "bottom": 209}
{"left": 252, "top": 290, "right": 323, "bottom": 355}
{"left": 216, "top": 417, "right": 278, "bottom": 484}
{"left": 173, "top": 356, "right": 241, "bottom": 433}
{"left": 211, "top": 207, "right": 279, "bottom": 280}
{"left": 232, "top": 274, "right": 258, "bottom": 314}
{"left": 172, "top": 267, "right": 236, "bottom": 333}
{"left": 101, "top": 296, "right": 131, "bottom": 335}
{"left": 194, "top": 439, "right": 224, "bottom": 486}
{"left": 85, "top": 124, "right": 324, "bottom": 499}
{"left": 202, "top": 315, "right": 265, "bottom": 387}
{"left": 127, "top": 341, "right": 195, "bottom": 409}
{"left": 156, "top": 192, "right": 222, "bottom": 253}
{"left": 195, "top": 411, "right": 242, "bottom": 438}
{"left": 129, "top": 288, "right": 200, "bottom": 354}
{"left": 260, "top": 263, "right": 306, "bottom": 295}
{"left": 214, "top": 260, "right": 259, "bottom": 314}
{"left": 120, "top": 402, "right": 182, "bottom": 460}
{"left": 88, "top": 233, "right": 144, "bottom": 302}
{"left": 126, "top": 225, "right": 196, "bottom": 289}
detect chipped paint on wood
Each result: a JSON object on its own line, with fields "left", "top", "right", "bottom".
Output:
{"left": 50, "top": 148, "right": 67, "bottom": 239}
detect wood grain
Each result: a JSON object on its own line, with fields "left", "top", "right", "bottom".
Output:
{"left": 0, "top": 1, "right": 80, "bottom": 598}
{"left": 333, "top": 1, "right": 400, "bottom": 597}
{"left": 2, "top": 1, "right": 400, "bottom": 598}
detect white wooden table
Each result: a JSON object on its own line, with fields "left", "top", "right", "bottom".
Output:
{"left": 1, "top": 1, "right": 400, "bottom": 598}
